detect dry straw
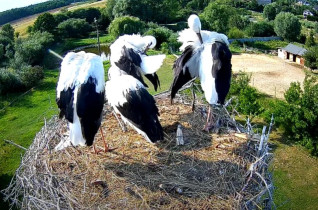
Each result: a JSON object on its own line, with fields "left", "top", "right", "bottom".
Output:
{"left": 2, "top": 91, "right": 274, "bottom": 209}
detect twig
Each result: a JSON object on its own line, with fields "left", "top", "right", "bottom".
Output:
{"left": 4, "top": 139, "right": 27, "bottom": 150}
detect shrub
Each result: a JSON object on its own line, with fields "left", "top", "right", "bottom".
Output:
{"left": 108, "top": 16, "right": 146, "bottom": 37}
{"left": 304, "top": 46, "right": 318, "bottom": 69}
{"left": 144, "top": 26, "right": 172, "bottom": 48}
{"left": 228, "top": 72, "right": 262, "bottom": 115}
{"left": 264, "top": 76, "right": 318, "bottom": 155}
{"left": 245, "top": 21, "right": 275, "bottom": 37}
{"left": 57, "top": 18, "right": 92, "bottom": 38}
{"left": 0, "top": 68, "right": 22, "bottom": 94}
{"left": 18, "top": 65, "right": 44, "bottom": 88}
{"left": 228, "top": 28, "right": 245, "bottom": 39}
{"left": 13, "top": 31, "right": 54, "bottom": 66}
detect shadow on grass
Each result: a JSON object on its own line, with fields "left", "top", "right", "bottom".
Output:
{"left": 0, "top": 174, "right": 13, "bottom": 210}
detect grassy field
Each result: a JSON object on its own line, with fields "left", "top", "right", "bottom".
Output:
{"left": 10, "top": 0, "right": 107, "bottom": 37}
{"left": 0, "top": 69, "right": 59, "bottom": 208}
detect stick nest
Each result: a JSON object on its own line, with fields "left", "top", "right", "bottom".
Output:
{"left": 2, "top": 92, "right": 274, "bottom": 209}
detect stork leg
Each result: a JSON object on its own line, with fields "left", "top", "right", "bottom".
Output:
{"left": 191, "top": 82, "right": 196, "bottom": 112}
{"left": 203, "top": 105, "right": 214, "bottom": 132}
{"left": 112, "top": 109, "right": 127, "bottom": 132}
{"left": 99, "top": 127, "right": 117, "bottom": 152}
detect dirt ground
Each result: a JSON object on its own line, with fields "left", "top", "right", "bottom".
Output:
{"left": 232, "top": 53, "right": 306, "bottom": 99}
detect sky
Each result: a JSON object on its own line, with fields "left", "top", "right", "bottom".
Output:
{"left": 0, "top": 0, "right": 49, "bottom": 12}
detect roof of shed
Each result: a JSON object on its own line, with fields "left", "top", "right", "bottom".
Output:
{"left": 283, "top": 44, "right": 307, "bottom": 56}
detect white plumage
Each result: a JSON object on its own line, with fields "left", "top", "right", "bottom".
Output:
{"left": 170, "top": 14, "right": 232, "bottom": 131}
{"left": 109, "top": 34, "right": 165, "bottom": 91}
{"left": 55, "top": 51, "right": 105, "bottom": 151}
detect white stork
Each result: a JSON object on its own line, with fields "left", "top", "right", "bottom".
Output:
{"left": 170, "top": 14, "right": 232, "bottom": 131}
{"left": 106, "top": 65, "right": 163, "bottom": 143}
{"left": 110, "top": 34, "right": 166, "bottom": 91}
{"left": 55, "top": 51, "right": 109, "bottom": 153}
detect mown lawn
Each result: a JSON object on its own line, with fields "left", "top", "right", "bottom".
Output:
{"left": 271, "top": 138, "right": 318, "bottom": 210}
{"left": 0, "top": 69, "right": 59, "bottom": 208}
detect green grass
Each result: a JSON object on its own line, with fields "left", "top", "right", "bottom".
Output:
{"left": 0, "top": 69, "right": 59, "bottom": 208}
{"left": 271, "top": 138, "right": 318, "bottom": 209}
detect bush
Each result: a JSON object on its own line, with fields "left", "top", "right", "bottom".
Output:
{"left": 0, "top": 68, "right": 22, "bottom": 94}
{"left": 245, "top": 21, "right": 275, "bottom": 37}
{"left": 265, "top": 76, "right": 318, "bottom": 155}
{"left": 18, "top": 65, "right": 44, "bottom": 88}
{"left": 228, "top": 72, "right": 262, "bottom": 116}
{"left": 304, "top": 46, "right": 318, "bottom": 69}
{"left": 228, "top": 28, "right": 245, "bottom": 39}
{"left": 57, "top": 18, "right": 92, "bottom": 38}
{"left": 108, "top": 16, "right": 146, "bottom": 37}
{"left": 13, "top": 31, "right": 54, "bottom": 66}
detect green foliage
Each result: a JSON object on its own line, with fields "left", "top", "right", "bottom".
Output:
{"left": 201, "top": 2, "right": 236, "bottom": 33}
{"left": 274, "top": 12, "right": 301, "bottom": 41}
{"left": 0, "top": 0, "right": 87, "bottom": 25}
{"left": 0, "top": 24, "right": 15, "bottom": 41}
{"left": 228, "top": 27, "right": 245, "bottom": 39}
{"left": 54, "top": 13, "right": 69, "bottom": 25}
{"left": 13, "top": 31, "right": 54, "bottom": 66}
{"left": 245, "top": 21, "right": 275, "bottom": 37}
{"left": 33, "top": 13, "right": 57, "bottom": 34}
{"left": 265, "top": 76, "right": 318, "bottom": 155}
{"left": 304, "top": 46, "right": 318, "bottom": 69}
{"left": 246, "top": 0, "right": 263, "bottom": 12}
{"left": 108, "top": 16, "right": 146, "bottom": 37}
{"left": 111, "top": 0, "right": 181, "bottom": 23}
{"left": 67, "top": 8, "right": 101, "bottom": 24}
{"left": 263, "top": 3, "right": 277, "bottom": 21}
{"left": 57, "top": 18, "right": 92, "bottom": 38}
{"left": 0, "top": 68, "right": 22, "bottom": 94}
{"left": 229, "top": 14, "right": 250, "bottom": 30}
{"left": 305, "top": 30, "right": 316, "bottom": 48}
{"left": 18, "top": 65, "right": 44, "bottom": 88}
{"left": 228, "top": 72, "right": 261, "bottom": 115}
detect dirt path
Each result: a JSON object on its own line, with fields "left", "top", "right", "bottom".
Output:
{"left": 232, "top": 53, "right": 306, "bottom": 99}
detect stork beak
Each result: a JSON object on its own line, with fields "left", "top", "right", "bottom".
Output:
{"left": 143, "top": 43, "right": 151, "bottom": 54}
{"left": 196, "top": 32, "right": 203, "bottom": 44}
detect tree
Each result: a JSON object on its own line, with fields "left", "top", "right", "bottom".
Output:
{"left": 274, "top": 12, "right": 301, "bottom": 41}
{"left": 263, "top": 3, "right": 277, "bottom": 21}
{"left": 201, "top": 2, "right": 236, "bottom": 33}
{"left": 57, "top": 18, "right": 92, "bottom": 38}
{"left": 33, "top": 13, "right": 57, "bottom": 34}
{"left": 229, "top": 14, "right": 250, "bottom": 30}
{"left": 304, "top": 46, "right": 318, "bottom": 69}
{"left": 108, "top": 16, "right": 146, "bottom": 37}
{"left": 13, "top": 31, "right": 54, "bottom": 66}
{"left": 68, "top": 8, "right": 101, "bottom": 23}
{"left": 305, "top": 30, "right": 316, "bottom": 48}
{"left": 0, "top": 24, "right": 15, "bottom": 41}
{"left": 245, "top": 21, "right": 275, "bottom": 37}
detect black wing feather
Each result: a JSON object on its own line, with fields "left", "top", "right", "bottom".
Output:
{"left": 76, "top": 77, "right": 105, "bottom": 146}
{"left": 212, "top": 41, "right": 232, "bottom": 104}
{"left": 144, "top": 73, "right": 160, "bottom": 91}
{"left": 115, "top": 46, "right": 148, "bottom": 88}
{"left": 56, "top": 87, "right": 75, "bottom": 123}
{"left": 170, "top": 46, "right": 195, "bottom": 102}
{"left": 116, "top": 88, "right": 163, "bottom": 143}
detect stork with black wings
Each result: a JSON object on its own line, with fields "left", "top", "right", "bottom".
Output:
{"left": 170, "top": 15, "right": 232, "bottom": 132}
{"left": 110, "top": 34, "right": 165, "bottom": 91}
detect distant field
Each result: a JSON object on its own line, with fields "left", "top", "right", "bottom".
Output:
{"left": 8, "top": 0, "right": 107, "bottom": 37}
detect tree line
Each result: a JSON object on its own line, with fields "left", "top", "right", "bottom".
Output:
{"left": 0, "top": 0, "right": 89, "bottom": 25}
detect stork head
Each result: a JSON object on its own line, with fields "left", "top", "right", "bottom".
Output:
{"left": 143, "top": 35, "right": 157, "bottom": 49}
{"left": 188, "top": 14, "right": 203, "bottom": 44}
{"left": 188, "top": 14, "right": 201, "bottom": 34}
